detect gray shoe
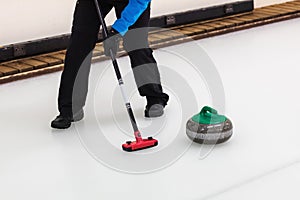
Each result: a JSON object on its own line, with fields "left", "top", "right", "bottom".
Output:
{"left": 144, "top": 104, "right": 165, "bottom": 118}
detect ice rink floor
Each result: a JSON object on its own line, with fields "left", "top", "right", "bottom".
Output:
{"left": 1, "top": 18, "right": 300, "bottom": 200}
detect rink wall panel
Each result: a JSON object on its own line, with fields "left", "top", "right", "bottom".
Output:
{"left": 0, "top": 0, "right": 289, "bottom": 46}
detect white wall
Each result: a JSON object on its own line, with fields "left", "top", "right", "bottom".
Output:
{"left": 0, "top": 0, "right": 291, "bottom": 46}
{"left": 255, "top": 0, "right": 290, "bottom": 7}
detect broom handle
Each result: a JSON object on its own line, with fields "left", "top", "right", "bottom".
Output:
{"left": 93, "top": 0, "right": 142, "bottom": 141}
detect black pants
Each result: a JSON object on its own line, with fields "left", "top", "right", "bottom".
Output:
{"left": 58, "top": 0, "right": 169, "bottom": 116}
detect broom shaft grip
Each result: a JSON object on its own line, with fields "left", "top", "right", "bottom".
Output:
{"left": 94, "top": 0, "right": 109, "bottom": 38}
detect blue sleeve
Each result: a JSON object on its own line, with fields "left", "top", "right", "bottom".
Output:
{"left": 112, "top": 0, "right": 151, "bottom": 36}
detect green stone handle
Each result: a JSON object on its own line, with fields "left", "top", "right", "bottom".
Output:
{"left": 192, "top": 106, "right": 227, "bottom": 125}
{"left": 201, "top": 106, "right": 218, "bottom": 116}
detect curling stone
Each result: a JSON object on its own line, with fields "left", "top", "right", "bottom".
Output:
{"left": 186, "top": 106, "right": 233, "bottom": 144}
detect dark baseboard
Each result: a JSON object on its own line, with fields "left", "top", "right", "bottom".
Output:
{"left": 0, "top": 0, "right": 253, "bottom": 62}
{"left": 150, "top": 0, "right": 254, "bottom": 27}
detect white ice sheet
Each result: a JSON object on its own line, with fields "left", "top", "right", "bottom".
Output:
{"left": 0, "top": 18, "right": 300, "bottom": 200}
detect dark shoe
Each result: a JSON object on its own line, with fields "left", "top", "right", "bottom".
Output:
{"left": 51, "top": 109, "right": 84, "bottom": 129}
{"left": 144, "top": 103, "right": 165, "bottom": 118}
{"left": 51, "top": 115, "right": 72, "bottom": 129}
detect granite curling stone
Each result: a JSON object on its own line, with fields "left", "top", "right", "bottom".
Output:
{"left": 186, "top": 106, "right": 233, "bottom": 144}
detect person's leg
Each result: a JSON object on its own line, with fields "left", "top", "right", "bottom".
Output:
{"left": 114, "top": 2, "right": 169, "bottom": 108}
{"left": 52, "top": 0, "right": 113, "bottom": 128}
{"left": 58, "top": 0, "right": 113, "bottom": 117}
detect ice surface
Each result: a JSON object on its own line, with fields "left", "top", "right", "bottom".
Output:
{"left": 0, "top": 18, "right": 300, "bottom": 200}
